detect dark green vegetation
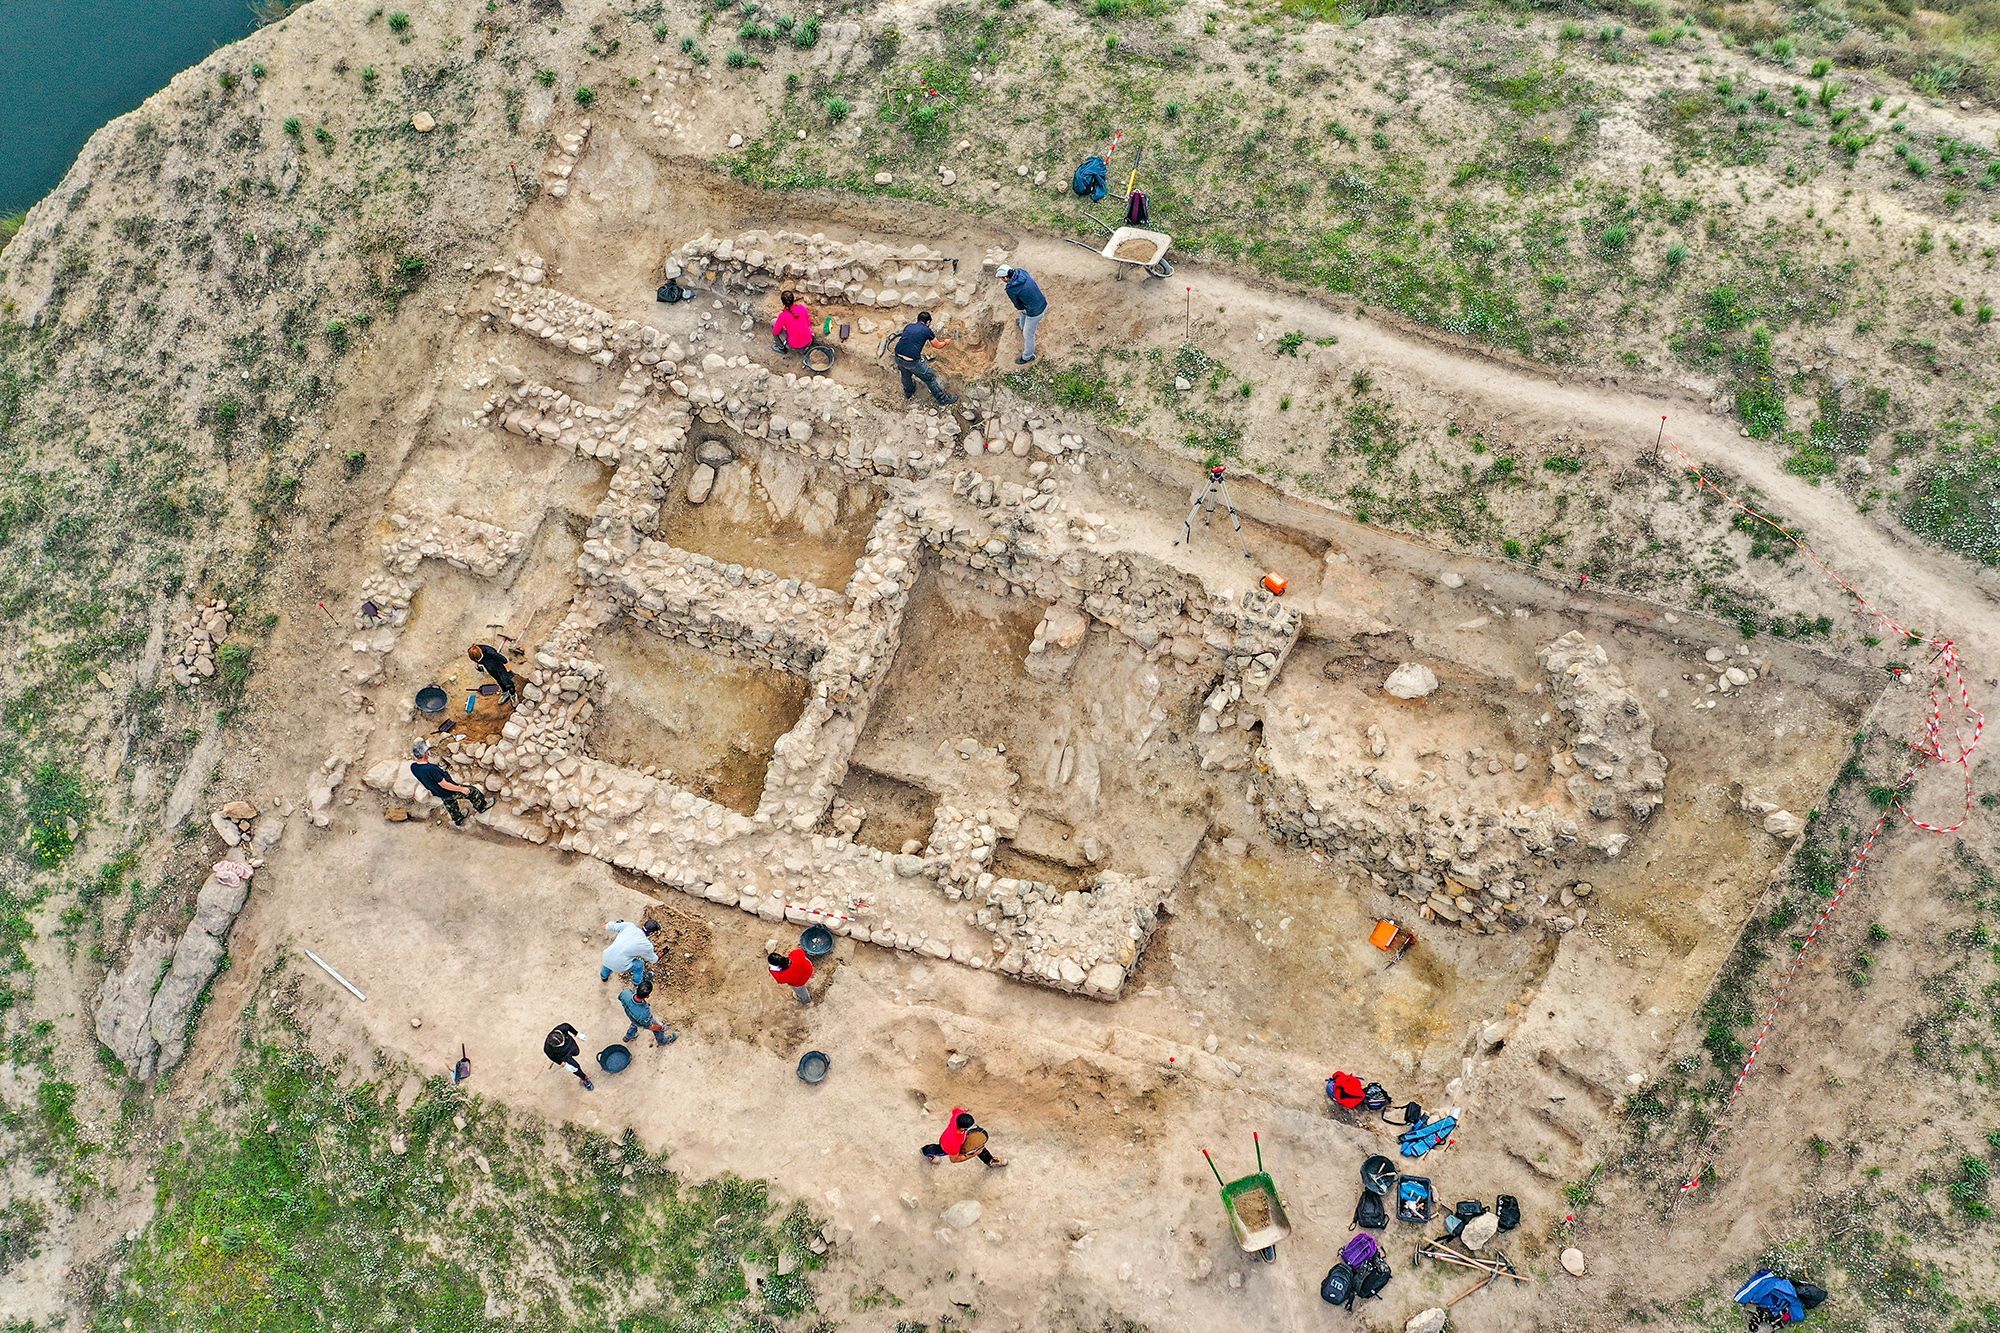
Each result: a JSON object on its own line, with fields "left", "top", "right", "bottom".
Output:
{"left": 103, "top": 1009, "right": 826, "bottom": 1330}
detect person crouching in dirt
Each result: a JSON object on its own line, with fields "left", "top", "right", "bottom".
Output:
{"left": 772, "top": 289, "right": 814, "bottom": 356}
{"left": 618, "top": 979, "right": 678, "bottom": 1048}
{"left": 467, "top": 642, "right": 518, "bottom": 702}
{"left": 767, "top": 947, "right": 815, "bottom": 1004}
{"left": 995, "top": 265, "right": 1047, "bottom": 364}
{"left": 543, "top": 1021, "right": 594, "bottom": 1091}
{"left": 601, "top": 917, "right": 662, "bottom": 985}
{"left": 921, "top": 1107, "right": 1006, "bottom": 1167}
{"left": 409, "top": 740, "right": 491, "bottom": 826}
{"left": 892, "top": 312, "right": 957, "bottom": 406}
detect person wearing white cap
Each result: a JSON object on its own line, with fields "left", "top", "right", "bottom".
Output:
{"left": 996, "top": 264, "right": 1047, "bottom": 364}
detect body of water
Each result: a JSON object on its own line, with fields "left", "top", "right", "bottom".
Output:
{"left": 0, "top": 0, "right": 259, "bottom": 214}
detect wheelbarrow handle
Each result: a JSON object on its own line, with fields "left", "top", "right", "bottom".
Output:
{"left": 1201, "top": 1147, "right": 1225, "bottom": 1188}
{"left": 1254, "top": 1130, "right": 1263, "bottom": 1174}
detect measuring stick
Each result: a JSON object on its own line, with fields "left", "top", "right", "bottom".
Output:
{"left": 303, "top": 948, "right": 367, "bottom": 1001}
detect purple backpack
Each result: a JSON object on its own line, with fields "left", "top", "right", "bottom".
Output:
{"left": 1340, "top": 1233, "right": 1381, "bottom": 1269}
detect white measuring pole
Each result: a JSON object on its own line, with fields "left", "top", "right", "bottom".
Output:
{"left": 302, "top": 948, "right": 367, "bottom": 1001}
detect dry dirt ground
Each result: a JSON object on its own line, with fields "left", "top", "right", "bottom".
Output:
{"left": 6, "top": 3, "right": 2000, "bottom": 1331}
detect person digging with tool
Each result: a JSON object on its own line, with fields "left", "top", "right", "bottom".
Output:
{"left": 772, "top": 289, "right": 814, "bottom": 355}
{"left": 922, "top": 1108, "right": 1006, "bottom": 1167}
{"left": 618, "top": 979, "right": 679, "bottom": 1048}
{"left": 409, "top": 740, "right": 491, "bottom": 826}
{"left": 543, "top": 1021, "right": 594, "bottom": 1091}
{"left": 892, "top": 312, "right": 957, "bottom": 406}
{"left": 467, "top": 642, "right": 518, "bottom": 703}
{"left": 995, "top": 265, "right": 1047, "bottom": 364}
{"left": 601, "top": 918, "right": 661, "bottom": 985}
{"left": 767, "top": 947, "right": 815, "bottom": 1004}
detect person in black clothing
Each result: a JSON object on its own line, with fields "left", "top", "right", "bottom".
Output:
{"left": 543, "top": 1021, "right": 594, "bottom": 1091}
{"left": 891, "top": 312, "right": 957, "bottom": 406}
{"left": 467, "top": 642, "right": 517, "bottom": 702}
{"left": 410, "top": 740, "right": 491, "bottom": 826}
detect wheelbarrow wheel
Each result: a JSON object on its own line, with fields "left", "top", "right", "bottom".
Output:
{"left": 1148, "top": 258, "right": 1174, "bottom": 279}
{"left": 1259, "top": 1245, "right": 1277, "bottom": 1262}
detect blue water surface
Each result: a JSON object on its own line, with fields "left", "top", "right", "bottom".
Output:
{"left": 0, "top": 0, "right": 258, "bottom": 213}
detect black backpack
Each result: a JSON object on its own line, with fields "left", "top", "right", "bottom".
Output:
{"left": 1352, "top": 1189, "right": 1387, "bottom": 1230}
{"left": 1381, "top": 1100, "right": 1424, "bottom": 1127}
{"left": 1362, "top": 1081, "right": 1392, "bottom": 1112}
{"left": 1356, "top": 1258, "right": 1393, "bottom": 1300}
{"left": 1319, "top": 1261, "right": 1355, "bottom": 1307}
{"left": 1495, "top": 1194, "right": 1520, "bottom": 1231}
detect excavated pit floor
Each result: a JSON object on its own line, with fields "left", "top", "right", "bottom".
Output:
{"left": 653, "top": 433, "right": 883, "bottom": 591}
{"left": 584, "top": 623, "right": 809, "bottom": 815}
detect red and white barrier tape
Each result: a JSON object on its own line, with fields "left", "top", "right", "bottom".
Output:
{"left": 1652, "top": 422, "right": 1983, "bottom": 1194}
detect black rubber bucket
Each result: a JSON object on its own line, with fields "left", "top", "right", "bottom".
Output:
{"left": 597, "top": 1044, "right": 632, "bottom": 1074}
{"left": 415, "top": 684, "right": 448, "bottom": 714}
{"left": 800, "top": 925, "right": 835, "bottom": 959}
{"left": 797, "top": 1050, "right": 830, "bottom": 1084}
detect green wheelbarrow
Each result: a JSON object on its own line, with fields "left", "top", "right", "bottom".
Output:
{"left": 1203, "top": 1132, "right": 1292, "bottom": 1262}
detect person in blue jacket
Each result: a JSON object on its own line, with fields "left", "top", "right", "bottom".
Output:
{"left": 996, "top": 265, "right": 1048, "bottom": 364}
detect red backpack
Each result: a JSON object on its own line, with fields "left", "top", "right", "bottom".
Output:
{"left": 1327, "top": 1071, "right": 1367, "bottom": 1110}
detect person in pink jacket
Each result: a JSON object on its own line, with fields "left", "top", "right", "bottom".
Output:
{"left": 772, "top": 290, "right": 813, "bottom": 353}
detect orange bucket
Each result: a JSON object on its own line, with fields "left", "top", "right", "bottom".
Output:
{"left": 1369, "top": 920, "right": 1400, "bottom": 951}
{"left": 1262, "top": 572, "right": 1288, "bottom": 596}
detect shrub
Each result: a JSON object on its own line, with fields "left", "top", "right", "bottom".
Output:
{"left": 794, "top": 16, "right": 820, "bottom": 48}
{"left": 536, "top": 68, "right": 556, "bottom": 86}
{"left": 574, "top": 86, "right": 596, "bottom": 107}
{"left": 283, "top": 116, "right": 302, "bottom": 137}
{"left": 388, "top": 11, "right": 410, "bottom": 33}
{"left": 825, "top": 96, "right": 850, "bottom": 123}
{"left": 726, "top": 49, "right": 748, "bottom": 69}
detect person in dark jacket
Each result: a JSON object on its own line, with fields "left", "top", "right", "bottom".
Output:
{"left": 995, "top": 265, "right": 1048, "bottom": 364}
{"left": 410, "top": 740, "right": 490, "bottom": 826}
{"left": 890, "top": 313, "right": 957, "bottom": 406}
{"left": 543, "top": 1021, "right": 594, "bottom": 1090}
{"left": 767, "top": 948, "right": 815, "bottom": 1004}
{"left": 467, "top": 642, "right": 517, "bottom": 702}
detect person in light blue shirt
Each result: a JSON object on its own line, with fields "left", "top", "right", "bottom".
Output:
{"left": 600, "top": 918, "right": 660, "bottom": 984}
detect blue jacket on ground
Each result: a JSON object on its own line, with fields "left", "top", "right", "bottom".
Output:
{"left": 1004, "top": 268, "right": 1048, "bottom": 317}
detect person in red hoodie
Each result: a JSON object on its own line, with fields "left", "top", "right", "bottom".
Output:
{"left": 767, "top": 947, "right": 815, "bottom": 1004}
{"left": 771, "top": 290, "right": 814, "bottom": 355}
{"left": 921, "top": 1107, "right": 1005, "bottom": 1167}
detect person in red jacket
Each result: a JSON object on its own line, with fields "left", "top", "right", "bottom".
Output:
{"left": 921, "top": 1107, "right": 1005, "bottom": 1167}
{"left": 767, "top": 948, "right": 815, "bottom": 1004}
{"left": 771, "top": 290, "right": 814, "bottom": 354}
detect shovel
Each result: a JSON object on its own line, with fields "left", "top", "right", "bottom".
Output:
{"left": 453, "top": 1044, "right": 472, "bottom": 1084}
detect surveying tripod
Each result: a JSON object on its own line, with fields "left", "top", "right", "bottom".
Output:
{"left": 1176, "top": 464, "right": 1256, "bottom": 561}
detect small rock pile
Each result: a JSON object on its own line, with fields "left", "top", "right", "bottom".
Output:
{"left": 543, "top": 118, "right": 590, "bottom": 199}
{"left": 1539, "top": 630, "right": 1667, "bottom": 823}
{"left": 170, "top": 598, "right": 232, "bottom": 686}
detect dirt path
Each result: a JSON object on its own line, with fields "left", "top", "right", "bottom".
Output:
{"left": 1002, "top": 226, "right": 2000, "bottom": 670}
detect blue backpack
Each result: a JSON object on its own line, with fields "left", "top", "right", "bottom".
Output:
{"left": 1072, "top": 155, "right": 1108, "bottom": 201}
{"left": 1398, "top": 1114, "right": 1456, "bottom": 1159}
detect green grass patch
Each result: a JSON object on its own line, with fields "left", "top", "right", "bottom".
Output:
{"left": 102, "top": 1026, "right": 826, "bottom": 1329}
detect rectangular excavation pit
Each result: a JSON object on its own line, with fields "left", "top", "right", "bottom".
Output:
{"left": 853, "top": 568, "right": 1214, "bottom": 880}
{"left": 584, "top": 621, "right": 809, "bottom": 816}
{"left": 828, "top": 764, "right": 939, "bottom": 855}
{"left": 655, "top": 429, "right": 884, "bottom": 591}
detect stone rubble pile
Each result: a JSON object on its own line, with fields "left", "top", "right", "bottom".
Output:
{"left": 1538, "top": 630, "right": 1668, "bottom": 823}
{"left": 543, "top": 118, "right": 590, "bottom": 200}
{"left": 665, "top": 229, "right": 976, "bottom": 312}
{"left": 1253, "top": 633, "right": 1668, "bottom": 933}
{"left": 984, "top": 870, "right": 1164, "bottom": 998}
{"left": 169, "top": 597, "right": 232, "bottom": 686}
